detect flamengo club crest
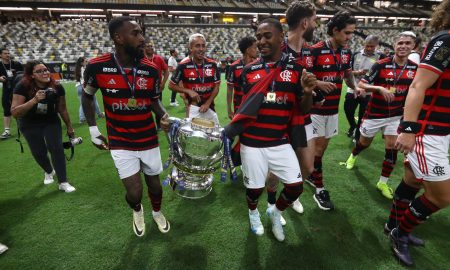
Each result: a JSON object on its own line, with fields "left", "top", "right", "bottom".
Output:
{"left": 407, "top": 70, "right": 415, "bottom": 79}
{"left": 280, "top": 70, "right": 292, "bottom": 82}
{"left": 204, "top": 68, "right": 212, "bottom": 76}
{"left": 137, "top": 77, "right": 148, "bottom": 89}
{"left": 341, "top": 54, "right": 349, "bottom": 64}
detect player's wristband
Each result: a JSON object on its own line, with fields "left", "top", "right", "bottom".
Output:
{"left": 398, "top": 121, "right": 421, "bottom": 134}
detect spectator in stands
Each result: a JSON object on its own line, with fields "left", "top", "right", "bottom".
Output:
{"left": 11, "top": 60, "right": 76, "bottom": 193}
{"left": 169, "top": 33, "right": 221, "bottom": 123}
{"left": 344, "top": 35, "right": 385, "bottom": 142}
{"left": 167, "top": 49, "right": 179, "bottom": 107}
{"left": 0, "top": 47, "right": 23, "bottom": 139}
{"left": 145, "top": 41, "right": 169, "bottom": 130}
{"left": 387, "top": 0, "right": 450, "bottom": 265}
{"left": 74, "top": 57, "right": 103, "bottom": 123}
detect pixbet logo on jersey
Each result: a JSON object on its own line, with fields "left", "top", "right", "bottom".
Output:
{"left": 111, "top": 100, "right": 149, "bottom": 112}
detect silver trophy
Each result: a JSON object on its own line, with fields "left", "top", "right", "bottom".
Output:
{"left": 166, "top": 117, "right": 224, "bottom": 199}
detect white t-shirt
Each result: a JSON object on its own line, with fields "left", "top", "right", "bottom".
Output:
{"left": 168, "top": 56, "right": 178, "bottom": 75}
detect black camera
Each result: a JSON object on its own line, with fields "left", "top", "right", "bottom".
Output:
{"left": 44, "top": 87, "right": 58, "bottom": 100}
{"left": 63, "top": 137, "right": 83, "bottom": 149}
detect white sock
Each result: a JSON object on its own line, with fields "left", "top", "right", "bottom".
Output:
{"left": 152, "top": 210, "right": 160, "bottom": 216}
{"left": 4, "top": 128, "right": 10, "bottom": 133}
{"left": 316, "top": 187, "right": 325, "bottom": 194}
{"left": 249, "top": 209, "right": 258, "bottom": 214}
{"left": 379, "top": 176, "right": 389, "bottom": 184}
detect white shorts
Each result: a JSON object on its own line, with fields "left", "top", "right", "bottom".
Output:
{"left": 311, "top": 114, "right": 338, "bottom": 139}
{"left": 360, "top": 116, "right": 401, "bottom": 138}
{"left": 240, "top": 143, "right": 302, "bottom": 189}
{"left": 188, "top": 105, "right": 219, "bottom": 124}
{"left": 305, "top": 123, "right": 314, "bottom": 142}
{"left": 406, "top": 134, "right": 450, "bottom": 182}
{"left": 110, "top": 148, "right": 163, "bottom": 179}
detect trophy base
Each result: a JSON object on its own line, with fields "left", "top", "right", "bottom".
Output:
{"left": 169, "top": 167, "right": 213, "bottom": 199}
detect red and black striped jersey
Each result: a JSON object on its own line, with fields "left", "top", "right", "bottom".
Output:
{"left": 310, "top": 40, "right": 353, "bottom": 115}
{"left": 240, "top": 57, "right": 304, "bottom": 148}
{"left": 361, "top": 56, "right": 418, "bottom": 119}
{"left": 226, "top": 59, "right": 245, "bottom": 112}
{"left": 417, "top": 30, "right": 450, "bottom": 135}
{"left": 282, "top": 41, "right": 314, "bottom": 125}
{"left": 170, "top": 57, "right": 220, "bottom": 108}
{"left": 84, "top": 53, "right": 161, "bottom": 151}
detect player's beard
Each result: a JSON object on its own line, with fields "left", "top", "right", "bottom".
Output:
{"left": 124, "top": 44, "right": 144, "bottom": 61}
{"left": 304, "top": 27, "right": 314, "bottom": 43}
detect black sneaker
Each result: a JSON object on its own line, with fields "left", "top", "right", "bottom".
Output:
{"left": 384, "top": 223, "right": 425, "bottom": 246}
{"left": 390, "top": 228, "right": 414, "bottom": 266}
{"left": 313, "top": 190, "right": 334, "bottom": 210}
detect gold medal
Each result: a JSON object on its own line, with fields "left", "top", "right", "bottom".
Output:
{"left": 266, "top": 92, "right": 276, "bottom": 102}
{"left": 127, "top": 98, "right": 137, "bottom": 108}
{"left": 389, "top": 87, "right": 396, "bottom": 94}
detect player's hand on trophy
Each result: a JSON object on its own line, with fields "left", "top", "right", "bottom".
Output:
{"left": 89, "top": 126, "right": 109, "bottom": 150}
{"left": 187, "top": 89, "right": 201, "bottom": 103}
{"left": 316, "top": 80, "right": 336, "bottom": 93}
{"left": 199, "top": 103, "right": 210, "bottom": 113}
{"left": 160, "top": 113, "right": 170, "bottom": 132}
{"left": 301, "top": 69, "right": 317, "bottom": 95}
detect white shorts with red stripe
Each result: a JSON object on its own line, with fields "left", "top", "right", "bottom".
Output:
{"left": 240, "top": 143, "right": 302, "bottom": 188}
{"left": 360, "top": 116, "right": 401, "bottom": 138}
{"left": 406, "top": 134, "right": 450, "bottom": 182}
{"left": 110, "top": 147, "right": 163, "bottom": 179}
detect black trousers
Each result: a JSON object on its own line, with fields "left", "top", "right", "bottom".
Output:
{"left": 343, "top": 93, "right": 370, "bottom": 140}
{"left": 1, "top": 86, "right": 13, "bottom": 117}
{"left": 20, "top": 119, "right": 67, "bottom": 183}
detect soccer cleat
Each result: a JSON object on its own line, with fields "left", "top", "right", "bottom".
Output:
{"left": 384, "top": 224, "right": 425, "bottom": 246}
{"left": 346, "top": 154, "right": 357, "bottom": 170}
{"left": 153, "top": 211, "right": 170, "bottom": 233}
{"left": 170, "top": 102, "right": 179, "bottom": 107}
{"left": 0, "top": 243, "right": 8, "bottom": 254}
{"left": 0, "top": 131, "right": 11, "bottom": 140}
{"left": 44, "top": 170, "right": 55, "bottom": 185}
{"left": 292, "top": 199, "right": 304, "bottom": 214}
{"left": 132, "top": 205, "right": 145, "bottom": 237}
{"left": 313, "top": 190, "right": 334, "bottom": 211}
{"left": 390, "top": 228, "right": 414, "bottom": 266}
{"left": 266, "top": 206, "right": 285, "bottom": 242}
{"left": 248, "top": 209, "right": 264, "bottom": 235}
{"left": 267, "top": 203, "right": 286, "bottom": 226}
{"left": 58, "top": 182, "right": 76, "bottom": 193}
{"left": 98, "top": 112, "right": 105, "bottom": 118}
{"left": 377, "top": 182, "right": 394, "bottom": 199}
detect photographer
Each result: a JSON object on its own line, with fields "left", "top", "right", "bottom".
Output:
{"left": 11, "top": 60, "right": 76, "bottom": 193}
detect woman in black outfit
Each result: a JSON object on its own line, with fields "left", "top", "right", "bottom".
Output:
{"left": 11, "top": 60, "right": 76, "bottom": 193}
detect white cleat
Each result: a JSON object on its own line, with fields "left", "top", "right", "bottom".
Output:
{"left": 133, "top": 205, "right": 145, "bottom": 237}
{"left": 268, "top": 203, "right": 286, "bottom": 226}
{"left": 44, "top": 170, "right": 55, "bottom": 185}
{"left": 153, "top": 211, "right": 170, "bottom": 233}
{"left": 249, "top": 209, "right": 264, "bottom": 235}
{"left": 266, "top": 206, "right": 285, "bottom": 242}
{"left": 292, "top": 199, "right": 304, "bottom": 214}
{"left": 58, "top": 182, "right": 76, "bottom": 193}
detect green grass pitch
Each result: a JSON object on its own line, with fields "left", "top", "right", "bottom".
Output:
{"left": 0, "top": 77, "right": 448, "bottom": 269}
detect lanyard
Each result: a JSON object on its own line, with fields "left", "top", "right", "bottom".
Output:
{"left": 326, "top": 39, "right": 343, "bottom": 72}
{"left": 113, "top": 53, "right": 137, "bottom": 98}
{"left": 1, "top": 60, "right": 11, "bottom": 71}
{"left": 191, "top": 58, "right": 205, "bottom": 84}
{"left": 392, "top": 58, "right": 408, "bottom": 87}
{"left": 262, "top": 54, "right": 286, "bottom": 93}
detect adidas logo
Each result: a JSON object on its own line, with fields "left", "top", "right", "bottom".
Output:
{"left": 108, "top": 78, "right": 116, "bottom": 85}
{"left": 387, "top": 71, "right": 393, "bottom": 76}
{"left": 189, "top": 71, "right": 195, "bottom": 76}
{"left": 325, "top": 58, "right": 330, "bottom": 63}
{"left": 253, "top": 74, "right": 261, "bottom": 80}
{"left": 405, "top": 127, "right": 412, "bottom": 131}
